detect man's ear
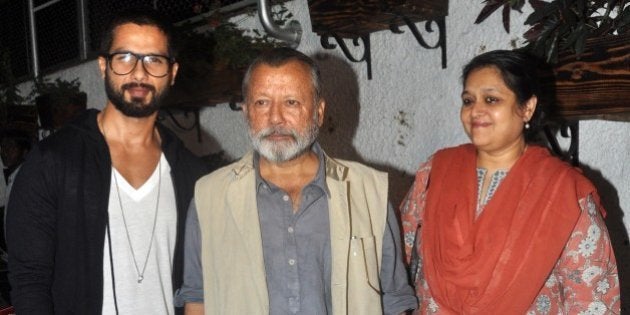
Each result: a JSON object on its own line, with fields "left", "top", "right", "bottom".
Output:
{"left": 98, "top": 56, "right": 107, "bottom": 79}
{"left": 241, "top": 100, "right": 249, "bottom": 117}
{"left": 170, "top": 62, "right": 179, "bottom": 86}
{"left": 316, "top": 99, "right": 325, "bottom": 126}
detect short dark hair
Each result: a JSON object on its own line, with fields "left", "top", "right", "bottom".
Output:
{"left": 0, "top": 129, "right": 32, "bottom": 152}
{"left": 462, "top": 49, "right": 545, "bottom": 142}
{"left": 100, "top": 8, "right": 176, "bottom": 58}
{"left": 242, "top": 48, "right": 322, "bottom": 104}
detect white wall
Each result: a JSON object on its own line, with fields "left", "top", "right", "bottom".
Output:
{"left": 26, "top": 0, "right": 629, "bottom": 308}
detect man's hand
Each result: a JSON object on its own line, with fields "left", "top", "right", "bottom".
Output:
{"left": 184, "top": 302, "right": 204, "bottom": 315}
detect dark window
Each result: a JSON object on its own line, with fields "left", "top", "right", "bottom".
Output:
{"left": 3, "top": 0, "right": 235, "bottom": 78}
{"left": 0, "top": 0, "right": 30, "bottom": 79}
{"left": 35, "top": 0, "right": 80, "bottom": 70}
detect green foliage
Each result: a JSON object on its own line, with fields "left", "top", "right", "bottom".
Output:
{"left": 474, "top": 0, "right": 528, "bottom": 33}
{"left": 0, "top": 45, "right": 24, "bottom": 127}
{"left": 1, "top": 46, "right": 83, "bottom": 107}
{"left": 475, "top": 0, "right": 630, "bottom": 63}
{"left": 209, "top": 21, "right": 281, "bottom": 69}
{"left": 261, "top": 2, "right": 294, "bottom": 27}
{"left": 176, "top": 1, "right": 291, "bottom": 71}
{"left": 29, "top": 77, "right": 82, "bottom": 102}
{"left": 0, "top": 46, "right": 23, "bottom": 106}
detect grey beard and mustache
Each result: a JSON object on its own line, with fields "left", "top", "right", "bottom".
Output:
{"left": 248, "top": 115, "right": 320, "bottom": 163}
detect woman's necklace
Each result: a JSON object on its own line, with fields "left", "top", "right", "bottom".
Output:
{"left": 100, "top": 114, "right": 161, "bottom": 283}
{"left": 112, "top": 160, "right": 161, "bottom": 284}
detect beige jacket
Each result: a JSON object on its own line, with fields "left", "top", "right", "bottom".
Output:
{"left": 195, "top": 151, "right": 389, "bottom": 314}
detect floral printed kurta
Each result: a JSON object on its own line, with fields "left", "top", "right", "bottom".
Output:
{"left": 400, "top": 158, "right": 620, "bottom": 315}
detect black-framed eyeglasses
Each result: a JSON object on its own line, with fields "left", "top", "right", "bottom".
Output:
{"left": 104, "top": 52, "right": 175, "bottom": 78}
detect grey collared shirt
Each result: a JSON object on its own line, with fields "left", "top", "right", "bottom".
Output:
{"left": 254, "top": 145, "right": 331, "bottom": 314}
{"left": 176, "top": 145, "right": 417, "bottom": 314}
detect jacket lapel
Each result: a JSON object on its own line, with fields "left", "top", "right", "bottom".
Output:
{"left": 325, "top": 155, "right": 351, "bottom": 314}
{"left": 226, "top": 152, "right": 269, "bottom": 306}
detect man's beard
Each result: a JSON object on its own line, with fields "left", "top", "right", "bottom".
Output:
{"left": 249, "top": 113, "right": 320, "bottom": 163}
{"left": 104, "top": 72, "right": 169, "bottom": 118}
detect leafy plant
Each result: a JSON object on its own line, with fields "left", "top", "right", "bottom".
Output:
{"left": 475, "top": 0, "right": 530, "bottom": 33}
{"left": 161, "top": 1, "right": 293, "bottom": 107}
{"left": 0, "top": 47, "right": 23, "bottom": 106}
{"left": 176, "top": 1, "right": 291, "bottom": 70}
{"left": 475, "top": 0, "right": 630, "bottom": 62}
{"left": 28, "top": 76, "right": 82, "bottom": 103}
{"left": 0, "top": 46, "right": 25, "bottom": 128}
{"left": 28, "top": 76, "right": 86, "bottom": 131}
{"left": 208, "top": 21, "right": 281, "bottom": 69}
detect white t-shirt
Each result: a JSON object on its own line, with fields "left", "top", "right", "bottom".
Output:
{"left": 102, "top": 154, "right": 177, "bottom": 314}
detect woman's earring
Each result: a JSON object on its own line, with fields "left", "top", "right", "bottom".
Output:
{"left": 525, "top": 122, "right": 530, "bottom": 129}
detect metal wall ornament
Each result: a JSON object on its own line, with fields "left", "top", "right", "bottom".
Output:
{"left": 392, "top": 17, "right": 447, "bottom": 69}
{"left": 309, "top": 0, "right": 449, "bottom": 79}
{"left": 320, "top": 34, "right": 372, "bottom": 79}
{"left": 543, "top": 121, "right": 580, "bottom": 167}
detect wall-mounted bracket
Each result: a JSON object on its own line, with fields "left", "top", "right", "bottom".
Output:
{"left": 544, "top": 121, "right": 579, "bottom": 166}
{"left": 319, "top": 16, "right": 446, "bottom": 80}
{"left": 309, "top": 0, "right": 449, "bottom": 79}
{"left": 229, "top": 95, "right": 243, "bottom": 111}
{"left": 390, "top": 17, "right": 447, "bottom": 69}
{"left": 320, "top": 34, "right": 372, "bottom": 79}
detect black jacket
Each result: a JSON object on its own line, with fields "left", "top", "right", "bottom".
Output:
{"left": 6, "top": 109, "right": 208, "bottom": 314}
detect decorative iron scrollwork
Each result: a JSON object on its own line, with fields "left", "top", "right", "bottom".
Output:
{"left": 309, "top": 0, "right": 449, "bottom": 79}
{"left": 229, "top": 95, "right": 243, "bottom": 111}
{"left": 321, "top": 34, "right": 372, "bottom": 79}
{"left": 544, "top": 121, "right": 579, "bottom": 166}
{"left": 318, "top": 16, "right": 446, "bottom": 79}
{"left": 391, "top": 17, "right": 447, "bottom": 69}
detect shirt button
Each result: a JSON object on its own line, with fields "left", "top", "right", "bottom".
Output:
{"left": 288, "top": 259, "right": 295, "bottom": 265}
{"left": 283, "top": 195, "right": 290, "bottom": 201}
{"left": 288, "top": 226, "right": 294, "bottom": 233}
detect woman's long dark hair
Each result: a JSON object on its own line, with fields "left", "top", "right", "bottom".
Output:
{"left": 462, "top": 49, "right": 548, "bottom": 142}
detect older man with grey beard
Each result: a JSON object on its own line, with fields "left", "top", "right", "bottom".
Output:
{"left": 176, "top": 47, "right": 417, "bottom": 315}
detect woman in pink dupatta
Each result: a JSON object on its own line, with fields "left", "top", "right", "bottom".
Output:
{"left": 400, "top": 50, "right": 619, "bottom": 314}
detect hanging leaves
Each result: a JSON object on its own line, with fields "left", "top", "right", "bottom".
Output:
{"left": 474, "top": 0, "right": 630, "bottom": 63}
{"left": 474, "top": 0, "right": 526, "bottom": 33}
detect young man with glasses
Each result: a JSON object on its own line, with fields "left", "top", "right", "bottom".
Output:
{"left": 6, "top": 8, "right": 208, "bottom": 314}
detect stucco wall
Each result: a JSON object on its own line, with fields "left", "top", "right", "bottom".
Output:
{"left": 23, "top": 0, "right": 629, "bottom": 308}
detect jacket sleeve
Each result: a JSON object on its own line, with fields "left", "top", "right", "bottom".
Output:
{"left": 380, "top": 203, "right": 419, "bottom": 314}
{"left": 173, "top": 200, "right": 204, "bottom": 306}
{"left": 6, "top": 145, "right": 57, "bottom": 314}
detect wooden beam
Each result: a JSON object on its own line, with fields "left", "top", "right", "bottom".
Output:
{"left": 551, "top": 33, "right": 630, "bottom": 121}
{"left": 309, "top": 0, "right": 448, "bottom": 38}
